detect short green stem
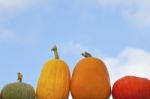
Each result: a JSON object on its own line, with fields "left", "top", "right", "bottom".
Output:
{"left": 51, "top": 45, "right": 60, "bottom": 59}
{"left": 81, "top": 52, "right": 92, "bottom": 58}
{"left": 17, "top": 72, "right": 23, "bottom": 82}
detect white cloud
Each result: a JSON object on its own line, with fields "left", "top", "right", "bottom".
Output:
{"left": 98, "top": 0, "right": 150, "bottom": 28}
{"left": 59, "top": 42, "right": 89, "bottom": 55}
{"left": 104, "top": 47, "right": 150, "bottom": 99}
{"left": 69, "top": 94, "right": 72, "bottom": 99}
{"left": 105, "top": 47, "right": 150, "bottom": 86}
{"left": 0, "top": 0, "right": 29, "bottom": 8}
{"left": 0, "top": 29, "right": 38, "bottom": 45}
{"left": 58, "top": 41, "right": 104, "bottom": 58}
{"left": 0, "top": 0, "right": 37, "bottom": 12}
{"left": 0, "top": 0, "right": 43, "bottom": 18}
{"left": 1, "top": 0, "right": 149, "bottom": 29}
{"left": 72, "top": 0, "right": 150, "bottom": 29}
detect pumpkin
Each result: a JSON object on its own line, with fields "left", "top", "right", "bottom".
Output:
{"left": 71, "top": 52, "right": 111, "bottom": 99}
{"left": 112, "top": 76, "right": 150, "bottom": 99}
{"left": 1, "top": 72, "right": 35, "bottom": 99}
{"left": 36, "top": 45, "right": 70, "bottom": 99}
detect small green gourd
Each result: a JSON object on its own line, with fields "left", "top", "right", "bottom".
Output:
{"left": 1, "top": 72, "right": 35, "bottom": 99}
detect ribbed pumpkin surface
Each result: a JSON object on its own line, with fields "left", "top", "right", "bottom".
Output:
{"left": 36, "top": 59, "right": 70, "bottom": 99}
{"left": 71, "top": 57, "right": 111, "bottom": 99}
{"left": 1, "top": 82, "right": 35, "bottom": 99}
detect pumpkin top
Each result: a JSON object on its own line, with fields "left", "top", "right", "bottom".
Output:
{"left": 81, "top": 52, "right": 92, "bottom": 58}
{"left": 17, "top": 72, "right": 23, "bottom": 82}
{"left": 51, "top": 45, "right": 60, "bottom": 59}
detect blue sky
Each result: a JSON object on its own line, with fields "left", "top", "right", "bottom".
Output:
{"left": 0, "top": 0, "right": 150, "bottom": 98}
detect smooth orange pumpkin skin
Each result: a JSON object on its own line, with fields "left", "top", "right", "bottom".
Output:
{"left": 71, "top": 57, "right": 111, "bottom": 99}
{"left": 112, "top": 76, "right": 150, "bottom": 99}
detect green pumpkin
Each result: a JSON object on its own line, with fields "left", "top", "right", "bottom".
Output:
{"left": 1, "top": 72, "right": 35, "bottom": 99}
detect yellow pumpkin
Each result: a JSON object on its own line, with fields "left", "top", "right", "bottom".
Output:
{"left": 36, "top": 45, "right": 70, "bottom": 99}
{"left": 71, "top": 52, "right": 111, "bottom": 99}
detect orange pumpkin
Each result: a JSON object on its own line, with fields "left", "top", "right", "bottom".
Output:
{"left": 71, "top": 52, "right": 111, "bottom": 99}
{"left": 112, "top": 76, "right": 150, "bottom": 99}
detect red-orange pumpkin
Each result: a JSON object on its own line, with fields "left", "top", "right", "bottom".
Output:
{"left": 71, "top": 52, "right": 111, "bottom": 99}
{"left": 112, "top": 76, "right": 150, "bottom": 99}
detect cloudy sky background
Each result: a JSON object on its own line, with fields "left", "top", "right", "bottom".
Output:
{"left": 0, "top": 0, "right": 150, "bottom": 98}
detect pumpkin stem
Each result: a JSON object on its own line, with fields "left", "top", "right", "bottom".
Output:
{"left": 81, "top": 52, "right": 92, "bottom": 58}
{"left": 51, "top": 45, "right": 60, "bottom": 59}
{"left": 17, "top": 72, "right": 23, "bottom": 82}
